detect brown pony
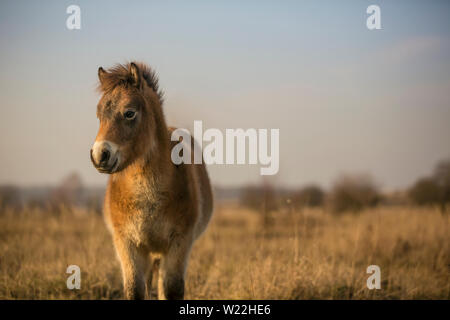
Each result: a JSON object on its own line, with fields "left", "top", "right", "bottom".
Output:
{"left": 90, "top": 62, "right": 213, "bottom": 299}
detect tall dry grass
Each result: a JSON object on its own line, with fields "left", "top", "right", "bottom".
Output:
{"left": 0, "top": 205, "right": 448, "bottom": 299}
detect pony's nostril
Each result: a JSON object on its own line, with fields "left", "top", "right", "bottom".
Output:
{"left": 100, "top": 149, "right": 110, "bottom": 164}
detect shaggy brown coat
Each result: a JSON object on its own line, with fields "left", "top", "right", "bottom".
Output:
{"left": 92, "top": 62, "right": 213, "bottom": 299}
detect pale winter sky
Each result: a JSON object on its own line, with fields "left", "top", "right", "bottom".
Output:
{"left": 0, "top": 0, "right": 449, "bottom": 190}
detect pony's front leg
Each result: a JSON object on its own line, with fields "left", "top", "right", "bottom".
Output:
{"left": 114, "top": 236, "right": 148, "bottom": 300}
{"left": 158, "top": 242, "right": 191, "bottom": 300}
{"left": 146, "top": 256, "right": 160, "bottom": 299}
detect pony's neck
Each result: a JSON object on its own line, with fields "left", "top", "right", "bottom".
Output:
{"left": 143, "top": 88, "right": 172, "bottom": 178}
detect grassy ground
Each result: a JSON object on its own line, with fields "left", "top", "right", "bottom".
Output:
{"left": 0, "top": 205, "right": 448, "bottom": 299}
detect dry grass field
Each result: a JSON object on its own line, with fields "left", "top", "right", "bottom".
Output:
{"left": 0, "top": 205, "right": 448, "bottom": 299}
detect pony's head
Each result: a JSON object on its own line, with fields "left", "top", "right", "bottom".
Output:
{"left": 90, "top": 62, "right": 164, "bottom": 174}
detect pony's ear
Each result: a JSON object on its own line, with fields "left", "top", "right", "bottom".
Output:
{"left": 129, "top": 63, "right": 140, "bottom": 88}
{"left": 98, "top": 67, "right": 107, "bottom": 85}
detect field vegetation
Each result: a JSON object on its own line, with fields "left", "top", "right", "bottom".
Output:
{"left": 0, "top": 204, "right": 448, "bottom": 299}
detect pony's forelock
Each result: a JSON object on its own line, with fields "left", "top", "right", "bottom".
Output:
{"left": 97, "top": 62, "right": 164, "bottom": 105}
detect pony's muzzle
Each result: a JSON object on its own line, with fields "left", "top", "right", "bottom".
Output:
{"left": 91, "top": 140, "right": 119, "bottom": 173}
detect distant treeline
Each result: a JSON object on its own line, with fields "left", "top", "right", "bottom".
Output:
{"left": 239, "top": 160, "right": 450, "bottom": 214}
{"left": 0, "top": 173, "right": 104, "bottom": 214}
{"left": 1, "top": 160, "right": 449, "bottom": 214}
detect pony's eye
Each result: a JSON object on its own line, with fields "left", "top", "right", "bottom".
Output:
{"left": 124, "top": 110, "right": 136, "bottom": 120}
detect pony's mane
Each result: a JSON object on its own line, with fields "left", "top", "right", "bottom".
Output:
{"left": 98, "top": 62, "right": 164, "bottom": 105}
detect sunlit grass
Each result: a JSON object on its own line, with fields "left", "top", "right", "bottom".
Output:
{"left": 0, "top": 205, "right": 448, "bottom": 299}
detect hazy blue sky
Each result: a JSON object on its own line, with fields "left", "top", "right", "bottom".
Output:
{"left": 0, "top": 0, "right": 449, "bottom": 190}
